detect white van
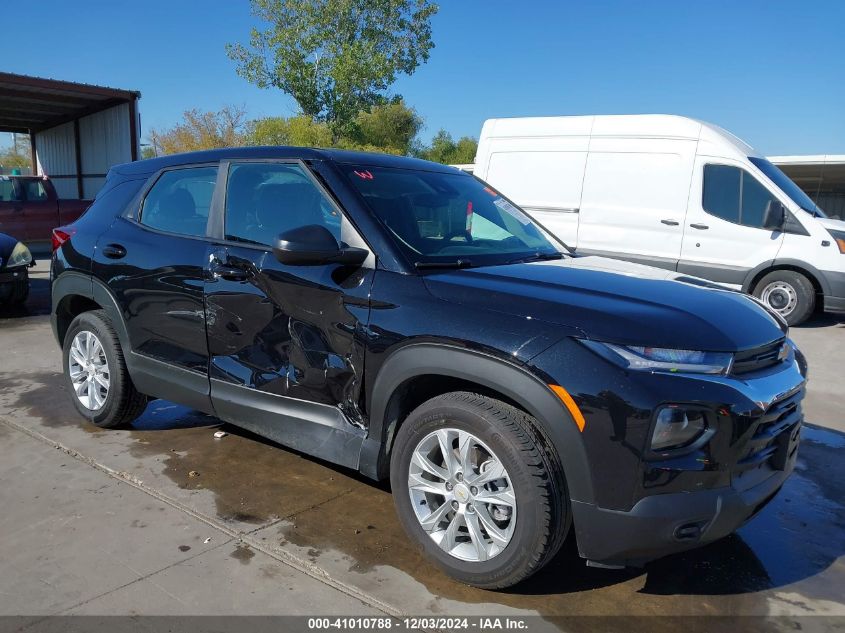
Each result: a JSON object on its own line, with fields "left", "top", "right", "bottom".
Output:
{"left": 474, "top": 114, "right": 845, "bottom": 325}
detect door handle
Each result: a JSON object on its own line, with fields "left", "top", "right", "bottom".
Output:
{"left": 211, "top": 263, "right": 249, "bottom": 281}
{"left": 660, "top": 219, "right": 679, "bottom": 226}
{"left": 690, "top": 223, "right": 709, "bottom": 230}
{"left": 102, "top": 243, "right": 126, "bottom": 259}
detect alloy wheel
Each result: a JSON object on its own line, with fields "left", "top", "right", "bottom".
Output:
{"left": 68, "top": 331, "right": 110, "bottom": 411}
{"left": 408, "top": 427, "right": 517, "bottom": 562}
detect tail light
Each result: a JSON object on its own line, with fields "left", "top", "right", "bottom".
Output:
{"left": 52, "top": 227, "right": 76, "bottom": 252}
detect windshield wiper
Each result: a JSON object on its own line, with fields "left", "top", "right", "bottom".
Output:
{"left": 507, "top": 252, "right": 565, "bottom": 264}
{"left": 414, "top": 259, "right": 475, "bottom": 270}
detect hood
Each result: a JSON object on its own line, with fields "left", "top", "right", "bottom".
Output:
{"left": 0, "top": 232, "right": 19, "bottom": 266}
{"left": 817, "top": 216, "right": 845, "bottom": 233}
{"left": 423, "top": 255, "right": 785, "bottom": 352}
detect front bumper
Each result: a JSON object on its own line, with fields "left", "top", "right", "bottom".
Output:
{"left": 821, "top": 269, "right": 845, "bottom": 314}
{"left": 573, "top": 430, "right": 798, "bottom": 566}
{"left": 541, "top": 338, "right": 807, "bottom": 567}
{"left": 0, "top": 266, "right": 27, "bottom": 300}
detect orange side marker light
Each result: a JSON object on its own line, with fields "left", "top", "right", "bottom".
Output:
{"left": 549, "top": 384, "right": 586, "bottom": 432}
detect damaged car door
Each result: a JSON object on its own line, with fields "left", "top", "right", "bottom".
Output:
{"left": 204, "top": 160, "right": 374, "bottom": 467}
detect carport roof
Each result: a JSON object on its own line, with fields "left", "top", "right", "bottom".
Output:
{"left": 770, "top": 155, "right": 845, "bottom": 195}
{"left": 0, "top": 72, "right": 140, "bottom": 134}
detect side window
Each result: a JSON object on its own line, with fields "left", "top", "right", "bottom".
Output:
{"left": 703, "top": 164, "right": 780, "bottom": 229}
{"left": 741, "top": 173, "right": 779, "bottom": 229}
{"left": 702, "top": 165, "right": 740, "bottom": 223}
{"left": 22, "top": 180, "right": 48, "bottom": 201}
{"left": 224, "top": 162, "right": 341, "bottom": 247}
{"left": 0, "top": 179, "right": 20, "bottom": 202}
{"left": 140, "top": 166, "right": 218, "bottom": 237}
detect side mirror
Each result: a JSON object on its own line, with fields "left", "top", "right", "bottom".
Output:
{"left": 762, "top": 200, "right": 786, "bottom": 231}
{"left": 272, "top": 224, "right": 368, "bottom": 267}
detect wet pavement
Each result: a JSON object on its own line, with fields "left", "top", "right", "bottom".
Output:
{"left": 1, "top": 262, "right": 843, "bottom": 626}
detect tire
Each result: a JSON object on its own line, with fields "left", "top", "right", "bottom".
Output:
{"left": 62, "top": 309, "right": 147, "bottom": 428}
{"left": 9, "top": 277, "right": 29, "bottom": 305}
{"left": 752, "top": 270, "right": 815, "bottom": 326}
{"left": 390, "top": 391, "right": 570, "bottom": 589}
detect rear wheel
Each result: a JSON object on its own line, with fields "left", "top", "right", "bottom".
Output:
{"left": 753, "top": 270, "right": 815, "bottom": 326}
{"left": 62, "top": 310, "right": 147, "bottom": 428}
{"left": 390, "top": 392, "right": 569, "bottom": 589}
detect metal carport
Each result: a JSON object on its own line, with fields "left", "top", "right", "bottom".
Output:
{"left": 0, "top": 72, "right": 140, "bottom": 199}
{"left": 770, "top": 155, "right": 845, "bottom": 220}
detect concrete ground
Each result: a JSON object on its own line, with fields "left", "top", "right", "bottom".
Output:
{"left": 1, "top": 260, "right": 843, "bottom": 629}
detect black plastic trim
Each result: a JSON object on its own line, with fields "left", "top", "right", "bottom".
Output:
{"left": 211, "top": 378, "right": 364, "bottom": 470}
{"left": 361, "top": 343, "right": 595, "bottom": 505}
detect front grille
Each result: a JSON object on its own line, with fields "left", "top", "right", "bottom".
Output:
{"left": 733, "top": 388, "right": 803, "bottom": 488}
{"left": 731, "top": 339, "right": 785, "bottom": 375}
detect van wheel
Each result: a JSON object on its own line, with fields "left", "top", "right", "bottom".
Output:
{"left": 390, "top": 392, "right": 570, "bottom": 589}
{"left": 62, "top": 310, "right": 147, "bottom": 428}
{"left": 753, "top": 270, "right": 815, "bottom": 326}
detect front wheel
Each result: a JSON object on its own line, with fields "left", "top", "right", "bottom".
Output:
{"left": 753, "top": 270, "right": 815, "bottom": 326}
{"left": 390, "top": 392, "right": 570, "bottom": 589}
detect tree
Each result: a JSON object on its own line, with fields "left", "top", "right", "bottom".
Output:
{"left": 246, "top": 100, "right": 421, "bottom": 155}
{"left": 148, "top": 106, "right": 248, "bottom": 156}
{"left": 247, "top": 114, "right": 333, "bottom": 147}
{"left": 416, "top": 129, "right": 477, "bottom": 165}
{"left": 0, "top": 134, "right": 32, "bottom": 173}
{"left": 346, "top": 100, "right": 422, "bottom": 155}
{"left": 227, "top": 0, "right": 437, "bottom": 136}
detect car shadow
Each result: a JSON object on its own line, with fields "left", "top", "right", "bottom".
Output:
{"left": 794, "top": 311, "right": 845, "bottom": 329}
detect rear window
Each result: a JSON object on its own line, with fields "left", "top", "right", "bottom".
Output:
{"left": 140, "top": 167, "right": 217, "bottom": 237}
{"left": 21, "top": 179, "right": 48, "bottom": 201}
{"left": 343, "top": 165, "right": 562, "bottom": 267}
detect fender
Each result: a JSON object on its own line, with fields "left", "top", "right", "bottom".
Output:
{"left": 52, "top": 272, "right": 134, "bottom": 353}
{"left": 52, "top": 272, "right": 213, "bottom": 414}
{"left": 359, "top": 343, "right": 596, "bottom": 506}
{"left": 51, "top": 271, "right": 95, "bottom": 346}
{"left": 741, "top": 258, "right": 831, "bottom": 295}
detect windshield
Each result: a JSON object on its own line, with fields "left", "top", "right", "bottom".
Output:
{"left": 749, "top": 157, "right": 827, "bottom": 218}
{"left": 343, "top": 165, "right": 564, "bottom": 267}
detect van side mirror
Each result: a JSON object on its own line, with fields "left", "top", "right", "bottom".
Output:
{"left": 762, "top": 200, "right": 786, "bottom": 231}
{"left": 273, "top": 224, "right": 368, "bottom": 267}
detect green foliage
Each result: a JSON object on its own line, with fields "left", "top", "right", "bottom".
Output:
{"left": 347, "top": 100, "right": 422, "bottom": 155}
{"left": 145, "top": 103, "right": 472, "bottom": 166}
{"left": 227, "top": 0, "right": 438, "bottom": 136}
{"left": 246, "top": 100, "right": 421, "bottom": 155}
{"left": 0, "top": 147, "right": 31, "bottom": 171}
{"left": 415, "top": 129, "right": 477, "bottom": 165}
{"left": 0, "top": 135, "right": 32, "bottom": 172}
{"left": 247, "top": 115, "right": 334, "bottom": 147}
{"left": 148, "top": 106, "right": 248, "bottom": 156}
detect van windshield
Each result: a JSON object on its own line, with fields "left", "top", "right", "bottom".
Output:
{"left": 749, "top": 157, "right": 827, "bottom": 218}
{"left": 343, "top": 165, "right": 565, "bottom": 268}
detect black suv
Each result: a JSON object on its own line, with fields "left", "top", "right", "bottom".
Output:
{"left": 51, "top": 148, "right": 807, "bottom": 588}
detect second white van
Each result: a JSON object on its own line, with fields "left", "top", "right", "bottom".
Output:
{"left": 474, "top": 114, "right": 845, "bottom": 325}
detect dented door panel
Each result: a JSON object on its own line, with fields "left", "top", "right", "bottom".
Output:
{"left": 205, "top": 243, "right": 373, "bottom": 426}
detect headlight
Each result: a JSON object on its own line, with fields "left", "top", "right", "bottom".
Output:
{"left": 651, "top": 406, "right": 709, "bottom": 451}
{"left": 581, "top": 340, "right": 733, "bottom": 374}
{"left": 827, "top": 229, "right": 845, "bottom": 254}
{"left": 6, "top": 242, "right": 32, "bottom": 268}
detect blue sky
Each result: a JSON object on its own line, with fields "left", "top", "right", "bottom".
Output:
{"left": 2, "top": 0, "right": 843, "bottom": 154}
